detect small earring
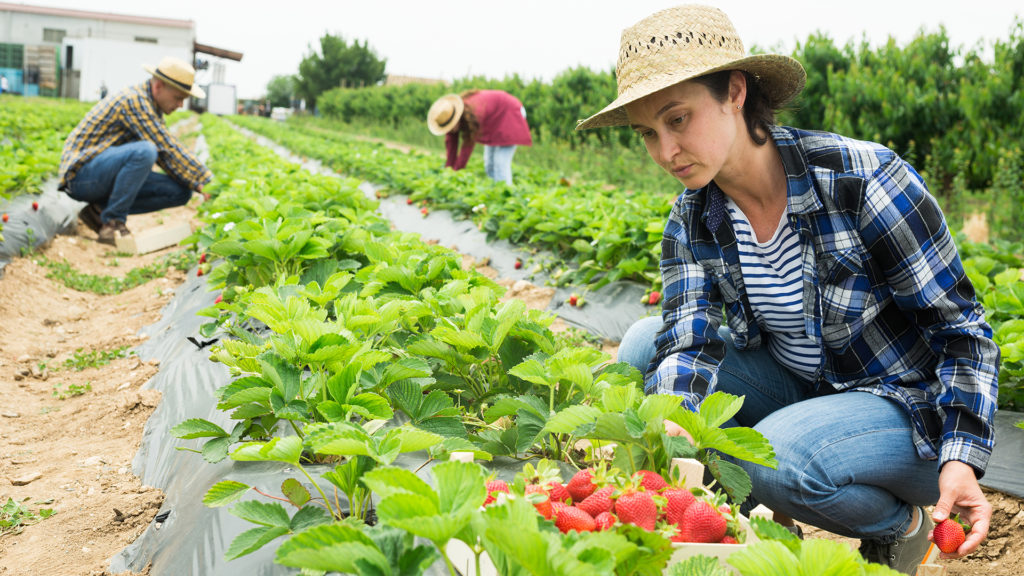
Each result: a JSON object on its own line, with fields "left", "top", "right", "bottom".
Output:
{"left": 736, "top": 105, "right": 743, "bottom": 110}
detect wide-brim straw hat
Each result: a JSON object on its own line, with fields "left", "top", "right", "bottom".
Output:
{"left": 143, "top": 56, "right": 205, "bottom": 99}
{"left": 576, "top": 4, "right": 805, "bottom": 130}
{"left": 427, "top": 94, "right": 465, "bottom": 135}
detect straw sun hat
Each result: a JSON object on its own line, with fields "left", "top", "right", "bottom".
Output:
{"left": 576, "top": 4, "right": 805, "bottom": 130}
{"left": 143, "top": 56, "right": 206, "bottom": 99}
{"left": 427, "top": 94, "right": 465, "bottom": 135}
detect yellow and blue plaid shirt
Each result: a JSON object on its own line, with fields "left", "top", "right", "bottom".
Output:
{"left": 59, "top": 81, "right": 212, "bottom": 191}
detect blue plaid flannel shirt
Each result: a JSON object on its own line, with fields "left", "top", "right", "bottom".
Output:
{"left": 648, "top": 125, "right": 1000, "bottom": 474}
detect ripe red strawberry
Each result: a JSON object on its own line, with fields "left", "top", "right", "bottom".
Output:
{"left": 199, "top": 253, "right": 207, "bottom": 264}
{"left": 547, "top": 481, "right": 571, "bottom": 503}
{"left": 594, "top": 511, "right": 617, "bottom": 531}
{"left": 551, "top": 501, "right": 569, "bottom": 516}
{"left": 32, "top": 201, "right": 39, "bottom": 211}
{"left": 633, "top": 470, "right": 668, "bottom": 492}
{"left": 662, "top": 488, "right": 697, "bottom": 525}
{"left": 648, "top": 291, "right": 661, "bottom": 305}
{"left": 514, "top": 258, "right": 522, "bottom": 270}
{"left": 525, "top": 484, "right": 553, "bottom": 519}
{"left": 484, "top": 479, "right": 509, "bottom": 506}
{"left": 214, "top": 293, "right": 223, "bottom": 304}
{"left": 196, "top": 268, "right": 204, "bottom": 277}
{"left": 554, "top": 506, "right": 596, "bottom": 533}
{"left": 568, "top": 294, "right": 578, "bottom": 307}
{"left": 933, "top": 518, "right": 967, "bottom": 554}
{"left": 615, "top": 489, "right": 658, "bottom": 531}
{"left": 720, "top": 535, "right": 739, "bottom": 544}
{"left": 420, "top": 207, "right": 429, "bottom": 216}
{"left": 577, "top": 486, "right": 615, "bottom": 517}
{"left": 1, "top": 213, "right": 8, "bottom": 223}
{"left": 406, "top": 197, "right": 414, "bottom": 205}
{"left": 678, "top": 501, "right": 727, "bottom": 543}
{"left": 566, "top": 469, "right": 596, "bottom": 502}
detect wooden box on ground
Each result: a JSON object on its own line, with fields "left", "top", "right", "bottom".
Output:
{"left": 115, "top": 221, "right": 192, "bottom": 255}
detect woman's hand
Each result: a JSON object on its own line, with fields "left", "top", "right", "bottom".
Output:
{"left": 930, "top": 460, "right": 991, "bottom": 558}
{"left": 663, "top": 419, "right": 694, "bottom": 443}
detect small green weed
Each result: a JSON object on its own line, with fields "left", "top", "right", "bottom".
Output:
{"left": 38, "top": 250, "right": 197, "bottom": 295}
{"left": 0, "top": 497, "right": 56, "bottom": 537}
{"left": 52, "top": 382, "right": 92, "bottom": 399}
{"left": 63, "top": 346, "right": 132, "bottom": 371}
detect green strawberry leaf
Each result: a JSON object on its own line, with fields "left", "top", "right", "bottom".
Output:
{"left": 705, "top": 454, "right": 752, "bottom": 505}
{"left": 231, "top": 436, "right": 303, "bottom": 465}
{"left": 281, "top": 478, "right": 311, "bottom": 507}
{"left": 664, "top": 554, "right": 732, "bottom": 576}
{"left": 230, "top": 500, "right": 291, "bottom": 528}
{"left": 289, "top": 505, "right": 332, "bottom": 532}
{"left": 203, "top": 480, "right": 251, "bottom": 507}
{"left": 225, "top": 525, "right": 291, "bottom": 560}
{"left": 275, "top": 524, "right": 391, "bottom": 573}
{"left": 170, "top": 418, "right": 228, "bottom": 439}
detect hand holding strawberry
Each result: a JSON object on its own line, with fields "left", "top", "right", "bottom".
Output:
{"left": 931, "top": 461, "right": 991, "bottom": 558}
{"left": 933, "top": 517, "right": 967, "bottom": 554}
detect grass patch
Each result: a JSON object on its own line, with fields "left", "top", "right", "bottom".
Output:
{"left": 38, "top": 250, "right": 196, "bottom": 295}
{"left": 63, "top": 345, "right": 132, "bottom": 371}
{"left": 52, "top": 382, "right": 92, "bottom": 399}
{"left": 0, "top": 497, "right": 56, "bottom": 537}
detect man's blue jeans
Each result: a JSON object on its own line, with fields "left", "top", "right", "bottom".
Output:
{"left": 483, "top": 145, "right": 517, "bottom": 185}
{"left": 618, "top": 316, "right": 941, "bottom": 541}
{"left": 66, "top": 141, "right": 192, "bottom": 224}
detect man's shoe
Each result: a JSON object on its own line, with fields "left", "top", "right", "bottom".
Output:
{"left": 858, "top": 507, "right": 937, "bottom": 574}
{"left": 97, "top": 220, "right": 131, "bottom": 246}
{"left": 78, "top": 204, "right": 103, "bottom": 234}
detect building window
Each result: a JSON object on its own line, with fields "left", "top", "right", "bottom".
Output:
{"left": 42, "top": 28, "right": 66, "bottom": 43}
{"left": 134, "top": 37, "right": 158, "bottom": 44}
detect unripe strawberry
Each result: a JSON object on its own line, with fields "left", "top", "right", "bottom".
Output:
{"left": 566, "top": 469, "right": 596, "bottom": 502}
{"left": 577, "top": 486, "right": 615, "bottom": 518}
{"left": 933, "top": 518, "right": 967, "bottom": 554}
{"left": 484, "top": 479, "right": 510, "bottom": 506}
{"left": 633, "top": 470, "right": 668, "bottom": 492}
{"left": 615, "top": 489, "right": 658, "bottom": 531}
{"left": 678, "top": 501, "right": 727, "bottom": 543}
{"left": 594, "top": 511, "right": 617, "bottom": 531}
{"left": 554, "top": 506, "right": 596, "bottom": 533}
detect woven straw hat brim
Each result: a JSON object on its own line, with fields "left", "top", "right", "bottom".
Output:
{"left": 576, "top": 53, "right": 804, "bottom": 130}
{"left": 143, "top": 63, "right": 205, "bottom": 99}
{"left": 428, "top": 94, "right": 465, "bottom": 135}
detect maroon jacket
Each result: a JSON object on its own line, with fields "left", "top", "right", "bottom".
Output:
{"left": 445, "top": 90, "right": 533, "bottom": 170}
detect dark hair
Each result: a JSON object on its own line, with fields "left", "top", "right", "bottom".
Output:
{"left": 691, "top": 70, "right": 775, "bottom": 146}
{"left": 457, "top": 90, "right": 481, "bottom": 138}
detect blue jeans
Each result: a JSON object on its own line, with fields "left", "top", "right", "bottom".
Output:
{"left": 483, "top": 145, "right": 516, "bottom": 185}
{"left": 618, "top": 316, "right": 940, "bottom": 541}
{"left": 66, "top": 141, "right": 192, "bottom": 224}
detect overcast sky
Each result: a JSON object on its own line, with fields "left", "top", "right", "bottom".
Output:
{"left": 13, "top": 1, "right": 1024, "bottom": 99}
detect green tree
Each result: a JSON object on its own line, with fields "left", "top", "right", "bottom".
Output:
{"left": 266, "top": 74, "right": 295, "bottom": 108}
{"left": 294, "top": 33, "right": 387, "bottom": 111}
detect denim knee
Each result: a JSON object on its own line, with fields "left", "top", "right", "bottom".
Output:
{"left": 617, "top": 315, "right": 662, "bottom": 373}
{"left": 130, "top": 140, "right": 158, "bottom": 165}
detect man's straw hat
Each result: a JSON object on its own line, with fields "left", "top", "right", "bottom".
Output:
{"left": 143, "top": 56, "right": 205, "bottom": 99}
{"left": 576, "top": 4, "right": 805, "bottom": 130}
{"left": 427, "top": 94, "right": 465, "bottom": 135}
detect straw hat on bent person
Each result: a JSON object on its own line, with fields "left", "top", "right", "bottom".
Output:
{"left": 427, "top": 94, "right": 465, "bottom": 135}
{"left": 143, "top": 56, "right": 206, "bottom": 99}
{"left": 576, "top": 4, "right": 806, "bottom": 130}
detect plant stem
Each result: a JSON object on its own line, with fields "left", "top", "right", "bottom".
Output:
{"left": 296, "top": 463, "right": 336, "bottom": 518}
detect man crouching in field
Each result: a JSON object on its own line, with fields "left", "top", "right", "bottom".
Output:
{"left": 58, "top": 56, "right": 212, "bottom": 245}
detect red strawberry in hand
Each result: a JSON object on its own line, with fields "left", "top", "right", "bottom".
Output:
{"left": 484, "top": 479, "right": 509, "bottom": 506}
{"left": 566, "top": 468, "right": 596, "bottom": 502}
{"left": 615, "top": 489, "right": 658, "bottom": 531}
{"left": 933, "top": 517, "right": 967, "bottom": 554}
{"left": 678, "top": 500, "right": 727, "bottom": 543}
{"left": 554, "top": 506, "right": 596, "bottom": 533}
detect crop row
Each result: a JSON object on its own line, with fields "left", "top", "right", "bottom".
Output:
{"left": 0, "top": 97, "right": 92, "bottom": 200}
{"left": 229, "top": 115, "right": 669, "bottom": 297}
{"left": 169, "top": 115, "right": 828, "bottom": 574}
